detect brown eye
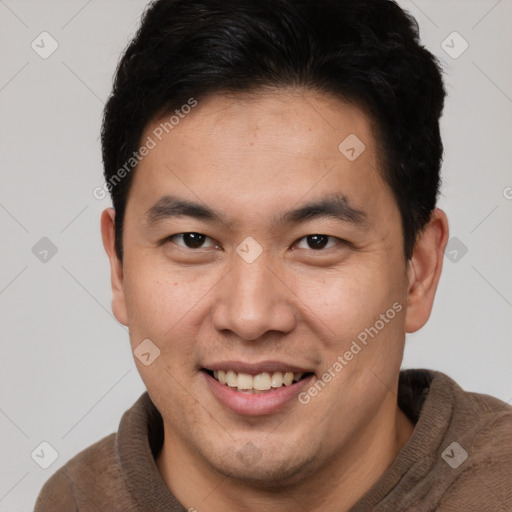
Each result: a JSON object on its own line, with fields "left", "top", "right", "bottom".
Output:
{"left": 168, "top": 232, "right": 216, "bottom": 249}
{"left": 295, "top": 234, "right": 339, "bottom": 250}
{"left": 306, "top": 235, "right": 328, "bottom": 249}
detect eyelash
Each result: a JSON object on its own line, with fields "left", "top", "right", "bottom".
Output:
{"left": 163, "top": 233, "right": 345, "bottom": 251}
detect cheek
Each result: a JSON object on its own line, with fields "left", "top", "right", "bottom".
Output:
{"left": 296, "top": 269, "right": 389, "bottom": 325}
{"left": 122, "top": 258, "right": 219, "bottom": 345}
{"left": 293, "top": 259, "right": 407, "bottom": 354}
{"left": 122, "top": 264, "right": 210, "bottom": 393}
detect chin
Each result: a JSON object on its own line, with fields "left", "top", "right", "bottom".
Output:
{"left": 205, "top": 443, "right": 320, "bottom": 489}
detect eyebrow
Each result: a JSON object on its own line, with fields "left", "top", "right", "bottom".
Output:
{"left": 278, "top": 194, "right": 367, "bottom": 226}
{"left": 145, "top": 195, "right": 224, "bottom": 226}
{"left": 144, "top": 193, "right": 367, "bottom": 228}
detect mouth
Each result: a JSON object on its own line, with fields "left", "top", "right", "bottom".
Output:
{"left": 202, "top": 368, "right": 314, "bottom": 394}
{"left": 201, "top": 364, "right": 315, "bottom": 416}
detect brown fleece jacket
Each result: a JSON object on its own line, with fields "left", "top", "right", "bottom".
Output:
{"left": 34, "top": 369, "right": 512, "bottom": 511}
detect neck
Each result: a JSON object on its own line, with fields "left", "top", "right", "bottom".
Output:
{"left": 156, "top": 400, "right": 414, "bottom": 512}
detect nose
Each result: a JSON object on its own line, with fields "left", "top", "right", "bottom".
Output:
{"left": 212, "top": 253, "right": 297, "bottom": 341}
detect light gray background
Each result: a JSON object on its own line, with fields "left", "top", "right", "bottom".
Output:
{"left": 1, "top": 0, "right": 511, "bottom": 509}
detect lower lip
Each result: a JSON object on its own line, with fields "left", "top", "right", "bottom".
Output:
{"left": 202, "top": 371, "right": 314, "bottom": 416}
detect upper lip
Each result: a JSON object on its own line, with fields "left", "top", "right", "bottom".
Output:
{"left": 202, "top": 360, "right": 314, "bottom": 375}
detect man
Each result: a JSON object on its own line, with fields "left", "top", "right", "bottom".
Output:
{"left": 35, "top": 0, "right": 512, "bottom": 510}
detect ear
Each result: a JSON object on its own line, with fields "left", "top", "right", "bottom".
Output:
{"left": 101, "top": 208, "right": 128, "bottom": 326}
{"left": 405, "top": 208, "right": 449, "bottom": 333}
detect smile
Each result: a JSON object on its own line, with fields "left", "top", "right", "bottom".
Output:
{"left": 204, "top": 369, "right": 312, "bottom": 393}
{"left": 201, "top": 364, "right": 316, "bottom": 415}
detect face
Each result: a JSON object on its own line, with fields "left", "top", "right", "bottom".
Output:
{"left": 103, "top": 89, "right": 430, "bottom": 486}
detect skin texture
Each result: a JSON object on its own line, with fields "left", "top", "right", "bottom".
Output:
{"left": 101, "top": 88, "right": 449, "bottom": 511}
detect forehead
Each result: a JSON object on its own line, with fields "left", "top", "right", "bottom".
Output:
{"left": 129, "top": 88, "right": 394, "bottom": 224}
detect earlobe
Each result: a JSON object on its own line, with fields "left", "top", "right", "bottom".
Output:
{"left": 405, "top": 208, "right": 449, "bottom": 333}
{"left": 100, "top": 208, "right": 129, "bottom": 326}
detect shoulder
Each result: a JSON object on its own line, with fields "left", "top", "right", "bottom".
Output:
{"left": 452, "top": 384, "right": 512, "bottom": 474}
{"left": 34, "top": 432, "right": 127, "bottom": 512}
{"left": 34, "top": 391, "right": 157, "bottom": 512}
{"left": 448, "top": 376, "right": 512, "bottom": 455}
{"left": 397, "top": 370, "right": 512, "bottom": 510}
{"left": 434, "top": 374, "right": 512, "bottom": 510}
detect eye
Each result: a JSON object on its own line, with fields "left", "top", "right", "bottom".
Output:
{"left": 166, "top": 232, "right": 218, "bottom": 249}
{"left": 294, "top": 234, "right": 341, "bottom": 250}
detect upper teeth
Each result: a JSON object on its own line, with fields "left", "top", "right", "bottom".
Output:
{"left": 213, "top": 370, "right": 304, "bottom": 391}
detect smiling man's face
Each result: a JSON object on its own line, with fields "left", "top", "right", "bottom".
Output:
{"left": 102, "top": 88, "right": 428, "bottom": 492}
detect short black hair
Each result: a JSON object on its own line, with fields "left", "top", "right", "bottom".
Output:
{"left": 101, "top": 0, "right": 446, "bottom": 261}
